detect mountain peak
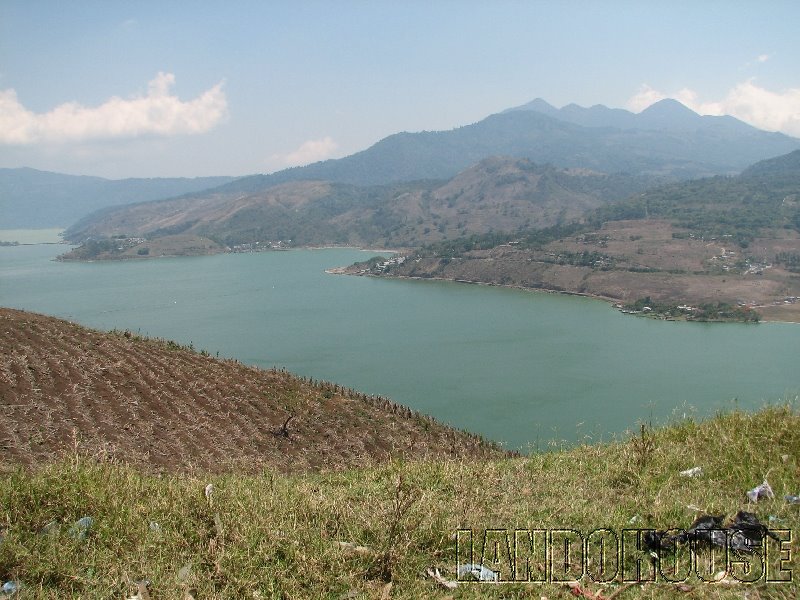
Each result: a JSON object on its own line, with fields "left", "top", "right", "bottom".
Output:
{"left": 639, "top": 98, "right": 698, "bottom": 116}
{"left": 503, "top": 98, "right": 559, "bottom": 116}
{"left": 636, "top": 99, "right": 704, "bottom": 130}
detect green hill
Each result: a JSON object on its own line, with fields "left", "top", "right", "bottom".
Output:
{"left": 587, "top": 149, "right": 800, "bottom": 247}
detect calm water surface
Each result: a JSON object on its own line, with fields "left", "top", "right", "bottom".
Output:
{"left": 1, "top": 241, "right": 798, "bottom": 450}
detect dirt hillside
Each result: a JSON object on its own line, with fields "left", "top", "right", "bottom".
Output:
{"left": 0, "top": 308, "right": 504, "bottom": 473}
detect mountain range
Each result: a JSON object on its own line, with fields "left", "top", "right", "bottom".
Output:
{"left": 505, "top": 97, "right": 760, "bottom": 134}
{"left": 208, "top": 98, "right": 800, "bottom": 194}
{"left": 5, "top": 98, "right": 799, "bottom": 237}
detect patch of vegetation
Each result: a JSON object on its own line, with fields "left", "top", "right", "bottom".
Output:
{"left": 775, "top": 252, "right": 800, "bottom": 273}
{"left": 59, "top": 236, "right": 158, "bottom": 260}
{"left": 623, "top": 297, "right": 760, "bottom": 322}
{"left": 60, "top": 238, "right": 122, "bottom": 260}
{"left": 414, "top": 222, "right": 588, "bottom": 259}
{"left": 547, "top": 250, "right": 614, "bottom": 269}
{"left": 588, "top": 153, "right": 800, "bottom": 247}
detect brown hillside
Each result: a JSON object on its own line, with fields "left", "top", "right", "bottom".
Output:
{"left": 0, "top": 308, "right": 504, "bottom": 474}
{"left": 64, "top": 157, "right": 651, "bottom": 252}
{"left": 359, "top": 220, "right": 800, "bottom": 321}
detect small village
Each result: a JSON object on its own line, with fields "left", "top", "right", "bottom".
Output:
{"left": 358, "top": 254, "right": 407, "bottom": 274}
{"left": 229, "top": 240, "right": 291, "bottom": 252}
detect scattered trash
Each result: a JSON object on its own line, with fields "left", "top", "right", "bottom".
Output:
{"left": 726, "top": 511, "right": 780, "bottom": 552}
{"left": 40, "top": 520, "right": 59, "bottom": 536}
{"left": 456, "top": 563, "right": 498, "bottom": 582}
{"left": 679, "top": 466, "right": 702, "bottom": 477}
{"left": 126, "top": 579, "right": 152, "bottom": 600}
{"left": 425, "top": 567, "right": 458, "bottom": 590}
{"left": 204, "top": 483, "right": 214, "bottom": 506}
{"left": 686, "top": 504, "right": 703, "bottom": 512}
{"left": 781, "top": 454, "right": 789, "bottom": 463}
{"left": 1, "top": 581, "right": 20, "bottom": 596}
{"left": 567, "top": 580, "right": 610, "bottom": 599}
{"left": 644, "top": 511, "right": 778, "bottom": 553}
{"left": 676, "top": 514, "right": 727, "bottom": 548}
{"left": 746, "top": 479, "right": 774, "bottom": 503}
{"left": 712, "top": 570, "right": 736, "bottom": 586}
{"left": 177, "top": 562, "right": 193, "bottom": 583}
{"left": 335, "top": 541, "right": 374, "bottom": 556}
{"left": 785, "top": 494, "right": 800, "bottom": 504}
{"left": 148, "top": 521, "right": 161, "bottom": 532}
{"left": 628, "top": 515, "right": 640, "bottom": 524}
{"left": 769, "top": 515, "right": 785, "bottom": 524}
{"left": 68, "top": 516, "right": 94, "bottom": 540}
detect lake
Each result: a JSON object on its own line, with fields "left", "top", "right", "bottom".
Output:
{"left": 1, "top": 239, "right": 798, "bottom": 451}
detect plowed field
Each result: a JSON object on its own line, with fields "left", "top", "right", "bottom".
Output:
{"left": 0, "top": 308, "right": 503, "bottom": 473}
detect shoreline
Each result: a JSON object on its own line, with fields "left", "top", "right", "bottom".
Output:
{"left": 331, "top": 269, "right": 800, "bottom": 324}
{"left": 58, "top": 242, "right": 401, "bottom": 263}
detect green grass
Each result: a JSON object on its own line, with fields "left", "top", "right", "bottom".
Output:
{"left": 2, "top": 403, "right": 799, "bottom": 599}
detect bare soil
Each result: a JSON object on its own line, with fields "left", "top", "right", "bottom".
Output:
{"left": 361, "top": 220, "right": 800, "bottom": 320}
{"left": 0, "top": 308, "right": 505, "bottom": 474}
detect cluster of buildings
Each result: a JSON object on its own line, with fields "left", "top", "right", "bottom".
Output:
{"left": 360, "top": 255, "right": 407, "bottom": 274}
{"left": 115, "top": 237, "right": 147, "bottom": 251}
{"left": 229, "top": 240, "right": 291, "bottom": 253}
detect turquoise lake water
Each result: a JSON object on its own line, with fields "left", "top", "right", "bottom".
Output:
{"left": 1, "top": 241, "right": 798, "bottom": 451}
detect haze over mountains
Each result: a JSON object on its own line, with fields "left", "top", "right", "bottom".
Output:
{"left": 0, "top": 168, "right": 236, "bottom": 229}
{"left": 506, "top": 97, "right": 763, "bottom": 134}
{"left": 4, "top": 98, "right": 799, "bottom": 238}
{"left": 203, "top": 99, "right": 800, "bottom": 197}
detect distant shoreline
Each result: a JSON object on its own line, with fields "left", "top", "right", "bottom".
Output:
{"left": 0, "top": 228, "right": 66, "bottom": 245}
{"left": 333, "top": 269, "right": 800, "bottom": 324}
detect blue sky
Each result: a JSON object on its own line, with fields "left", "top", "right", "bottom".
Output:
{"left": 1, "top": 1, "right": 798, "bottom": 179}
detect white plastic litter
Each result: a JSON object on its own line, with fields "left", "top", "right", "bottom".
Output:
{"left": 746, "top": 479, "right": 774, "bottom": 503}
{"left": 1, "top": 581, "right": 20, "bottom": 596}
{"left": 68, "top": 516, "right": 94, "bottom": 539}
{"left": 425, "top": 567, "right": 458, "bottom": 590}
{"left": 457, "top": 563, "right": 499, "bottom": 582}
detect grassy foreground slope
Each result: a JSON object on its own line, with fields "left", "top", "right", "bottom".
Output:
{"left": 0, "top": 308, "right": 502, "bottom": 474}
{"left": 1, "top": 405, "right": 798, "bottom": 598}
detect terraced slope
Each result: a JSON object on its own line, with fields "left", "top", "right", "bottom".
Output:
{"left": 0, "top": 308, "right": 503, "bottom": 473}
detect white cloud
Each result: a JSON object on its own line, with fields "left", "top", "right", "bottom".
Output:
{"left": 0, "top": 72, "right": 228, "bottom": 145}
{"left": 756, "top": 54, "right": 770, "bottom": 63}
{"left": 627, "top": 80, "right": 800, "bottom": 137}
{"left": 626, "top": 84, "right": 667, "bottom": 113}
{"left": 283, "top": 136, "right": 339, "bottom": 167}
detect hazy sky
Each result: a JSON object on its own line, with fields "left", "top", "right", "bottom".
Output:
{"left": 1, "top": 1, "right": 798, "bottom": 179}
